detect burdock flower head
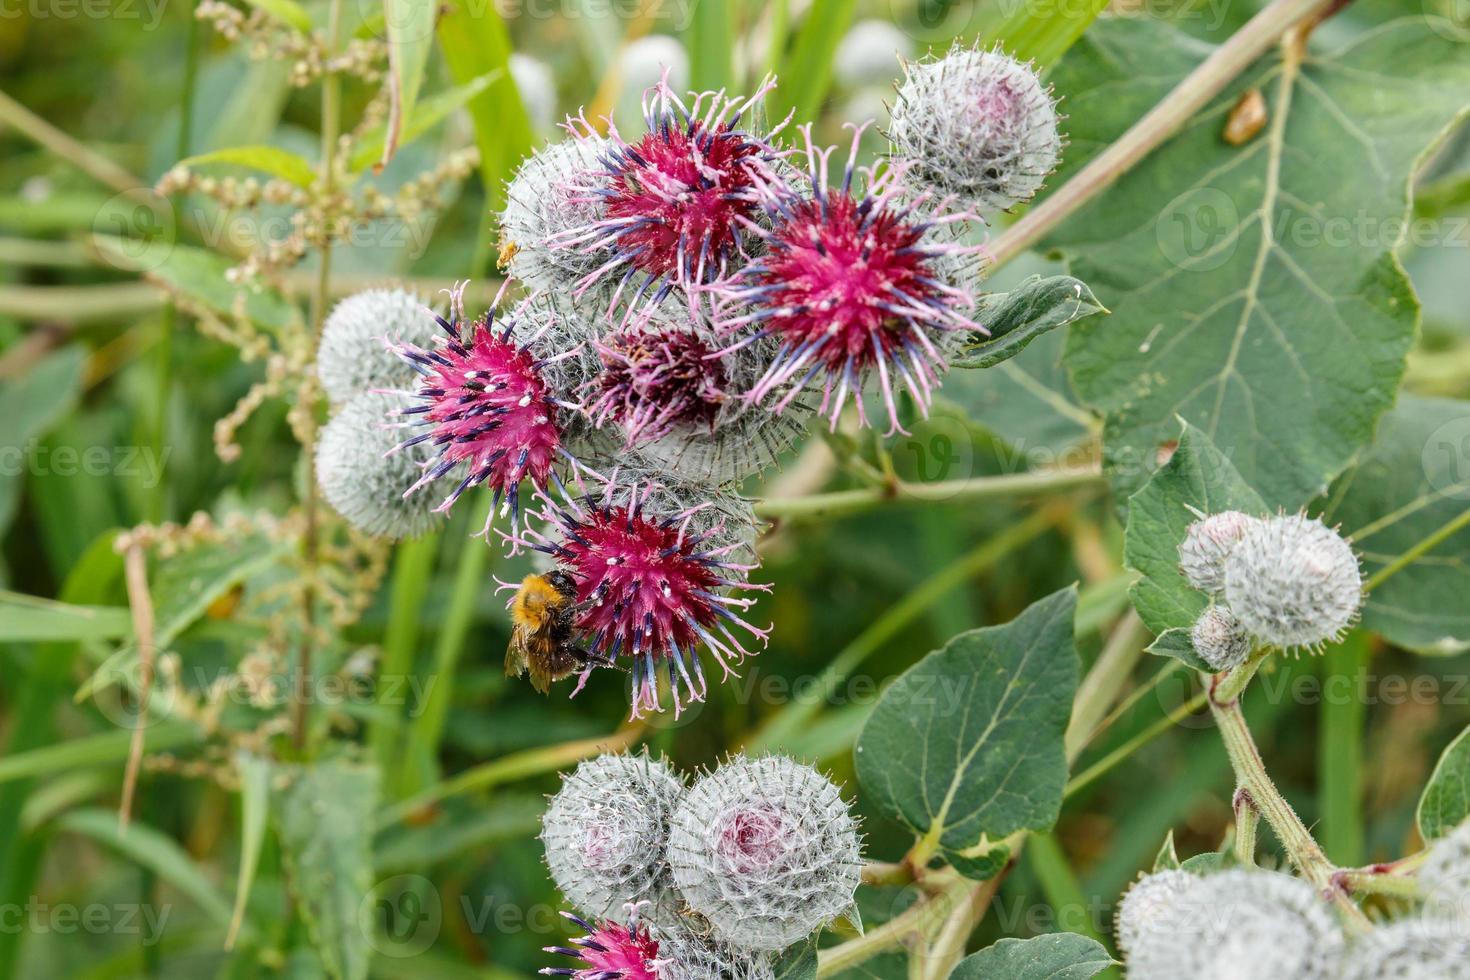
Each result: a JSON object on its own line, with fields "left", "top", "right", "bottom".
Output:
{"left": 1336, "top": 919, "right": 1470, "bottom": 980}
{"left": 544, "top": 910, "right": 774, "bottom": 980}
{"left": 541, "top": 752, "right": 687, "bottom": 926}
{"left": 1222, "top": 513, "right": 1363, "bottom": 652}
{"left": 585, "top": 299, "right": 811, "bottom": 485}
{"left": 709, "top": 124, "right": 986, "bottom": 435}
{"left": 316, "top": 288, "right": 440, "bottom": 404}
{"left": 1178, "top": 509, "right": 1260, "bottom": 596}
{"left": 553, "top": 71, "right": 788, "bottom": 316}
{"left": 667, "top": 755, "right": 862, "bottom": 952}
{"left": 1115, "top": 869, "right": 1201, "bottom": 956}
{"left": 316, "top": 391, "right": 444, "bottom": 540}
{"left": 384, "top": 283, "right": 597, "bottom": 539}
{"left": 518, "top": 465, "right": 768, "bottom": 716}
{"left": 500, "top": 135, "right": 617, "bottom": 295}
{"left": 889, "top": 43, "right": 1061, "bottom": 213}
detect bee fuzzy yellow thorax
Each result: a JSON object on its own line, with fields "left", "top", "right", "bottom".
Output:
{"left": 511, "top": 574, "right": 566, "bottom": 629}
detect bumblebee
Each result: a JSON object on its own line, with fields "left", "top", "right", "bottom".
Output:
{"left": 505, "top": 570, "right": 614, "bottom": 693}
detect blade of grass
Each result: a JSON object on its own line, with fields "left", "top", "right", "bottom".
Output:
{"left": 770, "top": 0, "right": 856, "bottom": 124}
{"left": 685, "top": 0, "right": 737, "bottom": 92}
{"left": 975, "top": 0, "right": 1110, "bottom": 69}
{"left": 224, "top": 752, "right": 271, "bottom": 950}
{"left": 1027, "top": 833, "right": 1112, "bottom": 955}
{"left": 371, "top": 533, "right": 441, "bottom": 788}
{"left": 0, "top": 722, "right": 203, "bottom": 786}
{"left": 1319, "top": 631, "right": 1369, "bottom": 866}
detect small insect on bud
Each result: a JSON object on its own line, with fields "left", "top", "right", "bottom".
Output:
{"left": 667, "top": 755, "right": 862, "bottom": 952}
{"left": 889, "top": 43, "right": 1061, "bottom": 212}
{"left": 1420, "top": 818, "right": 1470, "bottom": 929}
{"left": 315, "top": 391, "right": 444, "bottom": 540}
{"left": 499, "top": 137, "right": 616, "bottom": 296}
{"left": 317, "top": 288, "right": 440, "bottom": 405}
{"left": 541, "top": 753, "right": 686, "bottom": 926}
{"left": 1191, "top": 605, "right": 1252, "bottom": 671}
{"left": 1336, "top": 919, "right": 1470, "bottom": 980}
{"left": 1178, "top": 510, "right": 1259, "bottom": 596}
{"left": 1115, "top": 869, "right": 1201, "bottom": 955}
{"left": 1125, "top": 870, "right": 1344, "bottom": 980}
{"left": 1223, "top": 513, "right": 1363, "bottom": 652}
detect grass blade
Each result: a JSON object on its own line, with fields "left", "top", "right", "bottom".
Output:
{"left": 1319, "top": 632, "right": 1369, "bottom": 866}
{"left": 770, "top": 0, "right": 856, "bottom": 125}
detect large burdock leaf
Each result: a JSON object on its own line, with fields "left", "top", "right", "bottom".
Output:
{"left": 950, "top": 934, "right": 1114, "bottom": 979}
{"left": 855, "top": 587, "right": 1078, "bottom": 851}
{"left": 1322, "top": 395, "right": 1470, "bottom": 655}
{"left": 1053, "top": 17, "right": 1470, "bottom": 509}
{"left": 1420, "top": 725, "right": 1470, "bottom": 841}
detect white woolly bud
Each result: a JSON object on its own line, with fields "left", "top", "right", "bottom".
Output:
{"left": 1125, "top": 869, "right": 1344, "bottom": 980}
{"left": 317, "top": 289, "right": 439, "bottom": 405}
{"left": 315, "top": 391, "right": 443, "bottom": 539}
{"left": 834, "top": 19, "right": 912, "bottom": 89}
{"left": 1116, "top": 869, "right": 1201, "bottom": 955}
{"left": 1179, "top": 510, "right": 1259, "bottom": 596}
{"left": 889, "top": 44, "right": 1061, "bottom": 212}
{"left": 667, "top": 755, "right": 862, "bottom": 951}
{"left": 1223, "top": 513, "right": 1363, "bottom": 652}
{"left": 1191, "top": 605, "right": 1252, "bottom": 671}
{"left": 652, "top": 920, "right": 776, "bottom": 980}
{"left": 1420, "top": 819, "right": 1470, "bottom": 929}
{"left": 499, "top": 137, "right": 614, "bottom": 295}
{"left": 541, "top": 752, "right": 687, "bottom": 926}
{"left": 1336, "top": 919, "right": 1470, "bottom": 980}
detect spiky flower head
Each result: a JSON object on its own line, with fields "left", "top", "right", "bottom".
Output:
{"left": 889, "top": 43, "right": 1061, "bottom": 212}
{"left": 544, "top": 911, "right": 775, "bottom": 980}
{"left": 1124, "top": 869, "right": 1344, "bottom": 980}
{"left": 667, "top": 755, "right": 862, "bottom": 952}
{"left": 541, "top": 752, "right": 687, "bottom": 926}
{"left": 709, "top": 124, "right": 985, "bottom": 435}
{"left": 316, "top": 391, "right": 443, "bottom": 539}
{"left": 385, "top": 283, "right": 594, "bottom": 539}
{"left": 586, "top": 301, "right": 811, "bottom": 485}
{"left": 317, "top": 288, "right": 440, "bottom": 405}
{"left": 519, "top": 466, "right": 768, "bottom": 716}
{"left": 1420, "top": 819, "right": 1470, "bottom": 928}
{"left": 1191, "top": 605, "right": 1252, "bottom": 671}
{"left": 1115, "top": 869, "right": 1201, "bottom": 955}
{"left": 554, "top": 72, "right": 785, "bottom": 316}
{"left": 1336, "top": 919, "right": 1470, "bottom": 980}
{"left": 1222, "top": 513, "right": 1363, "bottom": 652}
{"left": 500, "top": 136, "right": 616, "bottom": 295}
{"left": 1179, "top": 510, "right": 1260, "bottom": 596}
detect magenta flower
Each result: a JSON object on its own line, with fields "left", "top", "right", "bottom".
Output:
{"left": 586, "top": 326, "right": 729, "bottom": 446}
{"left": 553, "top": 72, "right": 787, "bottom": 315}
{"left": 543, "top": 912, "right": 661, "bottom": 979}
{"left": 710, "top": 124, "right": 986, "bottom": 435}
{"left": 386, "top": 283, "right": 582, "bottom": 538}
{"left": 519, "top": 471, "right": 767, "bottom": 717}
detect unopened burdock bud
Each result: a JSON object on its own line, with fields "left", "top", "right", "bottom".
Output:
{"left": 315, "top": 391, "right": 443, "bottom": 539}
{"left": 1191, "top": 605, "right": 1251, "bottom": 671}
{"left": 1125, "top": 869, "right": 1344, "bottom": 980}
{"left": 1179, "top": 510, "right": 1259, "bottom": 595}
{"left": 1223, "top": 513, "right": 1362, "bottom": 651}
{"left": 541, "top": 752, "right": 687, "bottom": 926}
{"left": 889, "top": 43, "right": 1061, "bottom": 212}
{"left": 317, "top": 288, "right": 438, "bottom": 404}
{"left": 667, "top": 755, "right": 862, "bottom": 951}
{"left": 1336, "top": 919, "right": 1470, "bottom": 980}
{"left": 1420, "top": 818, "right": 1470, "bottom": 928}
{"left": 498, "top": 137, "right": 614, "bottom": 295}
{"left": 1116, "top": 869, "right": 1201, "bottom": 955}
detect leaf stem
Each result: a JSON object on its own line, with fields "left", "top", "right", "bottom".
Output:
{"left": 987, "top": 0, "right": 1341, "bottom": 268}
{"left": 1363, "top": 504, "right": 1470, "bottom": 592}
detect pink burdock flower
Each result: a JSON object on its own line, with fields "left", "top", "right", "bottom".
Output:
{"left": 710, "top": 123, "right": 986, "bottom": 435}
{"left": 543, "top": 912, "right": 661, "bottom": 979}
{"left": 554, "top": 71, "right": 788, "bottom": 316}
{"left": 519, "top": 468, "right": 767, "bottom": 716}
{"left": 588, "top": 324, "right": 728, "bottom": 446}
{"left": 386, "top": 282, "right": 587, "bottom": 539}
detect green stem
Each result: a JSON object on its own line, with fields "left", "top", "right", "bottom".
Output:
{"left": 1319, "top": 634, "right": 1368, "bottom": 866}
{"left": 372, "top": 533, "right": 441, "bottom": 786}
{"left": 1233, "top": 788, "right": 1259, "bottom": 865}
{"left": 0, "top": 88, "right": 146, "bottom": 194}
{"left": 752, "top": 467, "right": 1102, "bottom": 523}
{"left": 1065, "top": 609, "right": 1149, "bottom": 763}
{"left": 1065, "top": 689, "right": 1209, "bottom": 798}
{"left": 1363, "top": 505, "right": 1470, "bottom": 592}
{"left": 1212, "top": 646, "right": 1271, "bottom": 705}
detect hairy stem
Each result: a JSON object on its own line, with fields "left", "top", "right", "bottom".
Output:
{"left": 1233, "top": 787, "right": 1259, "bottom": 866}
{"left": 753, "top": 466, "right": 1102, "bottom": 522}
{"left": 987, "top": 0, "right": 1341, "bottom": 267}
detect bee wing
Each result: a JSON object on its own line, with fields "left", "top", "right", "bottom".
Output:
{"left": 505, "top": 626, "right": 529, "bottom": 679}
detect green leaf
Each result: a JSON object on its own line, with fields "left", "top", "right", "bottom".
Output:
{"left": 771, "top": 0, "right": 856, "bottom": 125}
{"left": 58, "top": 809, "right": 235, "bottom": 928}
{"left": 1179, "top": 850, "right": 1231, "bottom": 875}
{"left": 955, "top": 275, "right": 1106, "bottom": 370}
{"left": 91, "top": 236, "right": 300, "bottom": 334}
{"left": 1124, "top": 420, "right": 1265, "bottom": 649}
{"left": 226, "top": 752, "right": 272, "bottom": 949}
{"left": 950, "top": 934, "right": 1114, "bottom": 980}
{"left": 350, "top": 71, "right": 502, "bottom": 172}
{"left": 153, "top": 531, "right": 291, "bottom": 646}
{"left": 773, "top": 939, "right": 818, "bottom": 980}
{"left": 275, "top": 758, "right": 380, "bottom": 980}
{"left": 0, "top": 723, "right": 201, "bottom": 786}
{"left": 177, "top": 145, "right": 317, "bottom": 188}
{"left": 1323, "top": 396, "right": 1470, "bottom": 654}
{"left": 240, "top": 0, "right": 312, "bottom": 33}
{"left": 1054, "top": 17, "right": 1470, "bottom": 508}
{"left": 977, "top": 0, "right": 1110, "bottom": 69}
{"left": 685, "top": 0, "right": 736, "bottom": 93}
{"left": 1419, "top": 725, "right": 1470, "bottom": 841}
{"left": 0, "top": 345, "right": 85, "bottom": 533}
{"left": 855, "top": 587, "right": 1079, "bottom": 851}
{"left": 1145, "top": 628, "right": 1212, "bottom": 673}
{"left": 1153, "top": 830, "right": 1181, "bottom": 871}
{"left": 379, "top": 0, "right": 437, "bottom": 170}
{"left": 945, "top": 842, "right": 1011, "bottom": 882}
{"left": 0, "top": 592, "right": 131, "bottom": 642}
